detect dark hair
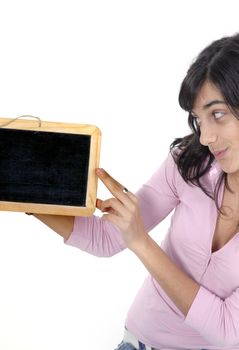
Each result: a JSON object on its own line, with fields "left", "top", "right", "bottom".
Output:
{"left": 170, "top": 33, "right": 239, "bottom": 210}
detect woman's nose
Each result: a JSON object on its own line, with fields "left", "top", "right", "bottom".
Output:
{"left": 199, "top": 124, "right": 217, "bottom": 146}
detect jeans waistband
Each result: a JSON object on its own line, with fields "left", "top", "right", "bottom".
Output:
{"left": 123, "top": 328, "right": 153, "bottom": 350}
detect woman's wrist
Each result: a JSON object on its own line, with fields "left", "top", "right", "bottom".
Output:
{"left": 129, "top": 231, "right": 151, "bottom": 256}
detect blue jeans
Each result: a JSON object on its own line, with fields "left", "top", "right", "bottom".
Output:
{"left": 115, "top": 340, "right": 148, "bottom": 349}
{"left": 115, "top": 343, "right": 208, "bottom": 350}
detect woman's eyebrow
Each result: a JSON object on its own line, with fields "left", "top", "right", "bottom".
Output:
{"left": 191, "top": 100, "right": 226, "bottom": 116}
{"left": 203, "top": 100, "right": 226, "bottom": 109}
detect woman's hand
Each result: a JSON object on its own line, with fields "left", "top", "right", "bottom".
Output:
{"left": 96, "top": 168, "right": 148, "bottom": 251}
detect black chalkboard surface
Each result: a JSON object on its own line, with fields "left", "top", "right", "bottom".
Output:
{"left": 0, "top": 118, "right": 101, "bottom": 216}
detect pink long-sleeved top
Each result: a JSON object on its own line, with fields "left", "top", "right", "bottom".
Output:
{"left": 65, "top": 153, "right": 239, "bottom": 350}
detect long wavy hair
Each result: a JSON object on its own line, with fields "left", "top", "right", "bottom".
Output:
{"left": 170, "top": 33, "right": 239, "bottom": 210}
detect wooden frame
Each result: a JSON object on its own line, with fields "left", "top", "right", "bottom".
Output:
{"left": 0, "top": 117, "right": 101, "bottom": 216}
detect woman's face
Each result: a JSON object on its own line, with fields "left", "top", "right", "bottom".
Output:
{"left": 192, "top": 80, "right": 239, "bottom": 177}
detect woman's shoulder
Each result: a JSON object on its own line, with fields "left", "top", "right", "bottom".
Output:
{"left": 144, "top": 151, "right": 186, "bottom": 198}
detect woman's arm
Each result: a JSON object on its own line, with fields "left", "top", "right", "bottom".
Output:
{"left": 33, "top": 214, "right": 74, "bottom": 240}
{"left": 32, "top": 213, "right": 127, "bottom": 257}
{"left": 132, "top": 234, "right": 200, "bottom": 316}
{"left": 96, "top": 168, "right": 199, "bottom": 316}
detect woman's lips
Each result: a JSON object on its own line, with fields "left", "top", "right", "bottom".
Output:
{"left": 213, "top": 148, "right": 228, "bottom": 160}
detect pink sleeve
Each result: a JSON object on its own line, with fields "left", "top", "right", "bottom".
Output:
{"left": 66, "top": 215, "right": 126, "bottom": 257}
{"left": 136, "top": 152, "right": 181, "bottom": 231}
{"left": 184, "top": 286, "right": 239, "bottom": 347}
{"left": 65, "top": 153, "right": 181, "bottom": 257}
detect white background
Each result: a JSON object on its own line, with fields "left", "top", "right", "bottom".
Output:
{"left": 0, "top": 1, "right": 238, "bottom": 349}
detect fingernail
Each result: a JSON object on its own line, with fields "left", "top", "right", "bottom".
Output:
{"left": 96, "top": 168, "right": 104, "bottom": 176}
{"left": 96, "top": 198, "right": 102, "bottom": 207}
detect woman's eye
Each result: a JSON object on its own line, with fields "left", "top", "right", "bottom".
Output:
{"left": 213, "top": 111, "right": 224, "bottom": 119}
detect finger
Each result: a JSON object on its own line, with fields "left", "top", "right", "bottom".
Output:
{"left": 97, "top": 197, "right": 127, "bottom": 216}
{"left": 96, "top": 198, "right": 103, "bottom": 210}
{"left": 122, "top": 190, "right": 137, "bottom": 203}
{"left": 96, "top": 198, "right": 113, "bottom": 213}
{"left": 102, "top": 212, "right": 121, "bottom": 227}
{"left": 96, "top": 168, "right": 132, "bottom": 205}
{"left": 96, "top": 198, "right": 118, "bottom": 215}
{"left": 97, "top": 200, "right": 116, "bottom": 215}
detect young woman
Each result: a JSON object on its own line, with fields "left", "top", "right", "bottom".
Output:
{"left": 33, "top": 33, "right": 239, "bottom": 349}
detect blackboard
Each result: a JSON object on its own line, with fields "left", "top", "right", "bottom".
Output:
{"left": 0, "top": 118, "right": 101, "bottom": 216}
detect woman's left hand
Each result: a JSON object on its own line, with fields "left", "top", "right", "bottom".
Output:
{"left": 95, "top": 168, "right": 148, "bottom": 251}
